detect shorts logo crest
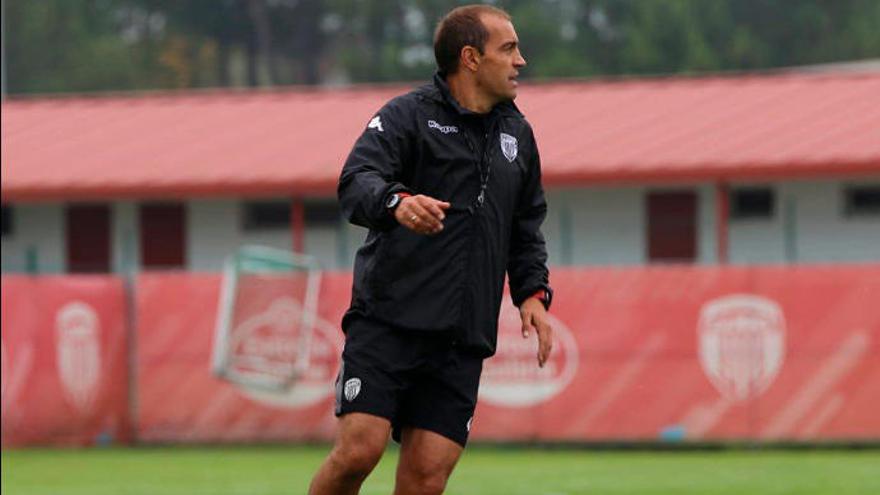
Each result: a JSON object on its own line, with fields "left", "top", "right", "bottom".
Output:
{"left": 500, "top": 133, "right": 517, "bottom": 162}
{"left": 344, "top": 377, "right": 361, "bottom": 401}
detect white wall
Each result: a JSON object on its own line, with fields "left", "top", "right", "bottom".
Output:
{"left": 111, "top": 201, "right": 140, "bottom": 273}
{"left": 697, "top": 184, "right": 719, "bottom": 264}
{"left": 545, "top": 178, "right": 879, "bottom": 266}
{"left": 186, "top": 198, "right": 366, "bottom": 272}
{"left": 1, "top": 203, "right": 66, "bottom": 273}
{"left": 187, "top": 199, "right": 292, "bottom": 272}
{"left": 548, "top": 184, "right": 718, "bottom": 266}
{"left": 547, "top": 187, "right": 646, "bottom": 266}
{"left": 3, "top": 178, "right": 877, "bottom": 274}
{"left": 783, "top": 179, "right": 880, "bottom": 263}
{"left": 724, "top": 183, "right": 787, "bottom": 264}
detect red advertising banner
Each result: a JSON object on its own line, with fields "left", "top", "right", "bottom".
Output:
{"left": 1, "top": 276, "right": 129, "bottom": 447}
{"left": 477, "top": 265, "right": 880, "bottom": 441}
{"left": 4, "top": 265, "right": 879, "bottom": 446}
{"left": 135, "top": 273, "right": 351, "bottom": 443}
{"left": 133, "top": 265, "right": 880, "bottom": 444}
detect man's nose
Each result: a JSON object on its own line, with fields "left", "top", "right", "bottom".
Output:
{"left": 514, "top": 50, "right": 526, "bottom": 68}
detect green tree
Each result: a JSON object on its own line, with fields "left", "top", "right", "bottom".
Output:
{"left": 4, "top": 0, "right": 879, "bottom": 95}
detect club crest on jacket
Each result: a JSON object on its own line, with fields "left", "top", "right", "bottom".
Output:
{"left": 500, "top": 133, "right": 517, "bottom": 162}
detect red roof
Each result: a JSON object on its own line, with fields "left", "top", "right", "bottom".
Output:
{"left": 3, "top": 72, "right": 879, "bottom": 202}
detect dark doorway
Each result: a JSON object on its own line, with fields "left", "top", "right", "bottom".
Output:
{"left": 66, "top": 204, "right": 112, "bottom": 273}
{"left": 140, "top": 203, "right": 186, "bottom": 269}
{"left": 647, "top": 191, "right": 697, "bottom": 263}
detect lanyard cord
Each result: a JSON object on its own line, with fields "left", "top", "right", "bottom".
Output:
{"left": 460, "top": 118, "right": 496, "bottom": 212}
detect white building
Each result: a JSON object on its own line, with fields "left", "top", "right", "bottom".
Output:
{"left": 3, "top": 72, "right": 879, "bottom": 273}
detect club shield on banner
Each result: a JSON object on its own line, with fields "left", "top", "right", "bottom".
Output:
{"left": 56, "top": 302, "right": 103, "bottom": 414}
{"left": 1, "top": 276, "right": 129, "bottom": 447}
{"left": 698, "top": 294, "right": 786, "bottom": 402}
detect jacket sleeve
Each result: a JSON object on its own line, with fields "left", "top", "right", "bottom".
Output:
{"left": 338, "top": 98, "right": 414, "bottom": 231}
{"left": 508, "top": 128, "right": 552, "bottom": 308}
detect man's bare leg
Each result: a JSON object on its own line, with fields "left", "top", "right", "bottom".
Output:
{"left": 393, "top": 428, "right": 464, "bottom": 495}
{"left": 308, "top": 413, "right": 391, "bottom": 495}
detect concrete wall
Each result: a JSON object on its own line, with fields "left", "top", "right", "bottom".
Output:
{"left": 784, "top": 180, "right": 880, "bottom": 263}
{"left": 186, "top": 198, "right": 366, "bottom": 272}
{"left": 111, "top": 202, "right": 140, "bottom": 273}
{"left": 545, "top": 187, "right": 646, "bottom": 266}
{"left": 542, "top": 177, "right": 879, "bottom": 267}
{"left": 2, "top": 177, "right": 877, "bottom": 274}
{"left": 1, "top": 203, "right": 67, "bottom": 273}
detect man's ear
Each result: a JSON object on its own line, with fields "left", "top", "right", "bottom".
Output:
{"left": 460, "top": 45, "right": 481, "bottom": 72}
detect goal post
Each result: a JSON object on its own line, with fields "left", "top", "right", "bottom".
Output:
{"left": 211, "top": 245, "right": 322, "bottom": 391}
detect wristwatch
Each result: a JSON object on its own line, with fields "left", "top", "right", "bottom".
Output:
{"left": 385, "top": 192, "right": 410, "bottom": 211}
{"left": 530, "top": 288, "right": 553, "bottom": 310}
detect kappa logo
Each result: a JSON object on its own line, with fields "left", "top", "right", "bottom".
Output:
{"left": 368, "top": 116, "right": 384, "bottom": 132}
{"left": 427, "top": 120, "right": 459, "bottom": 134}
{"left": 500, "top": 133, "right": 518, "bottom": 162}
{"left": 344, "top": 377, "right": 362, "bottom": 401}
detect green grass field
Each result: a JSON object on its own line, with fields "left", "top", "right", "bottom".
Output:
{"left": 2, "top": 445, "right": 878, "bottom": 495}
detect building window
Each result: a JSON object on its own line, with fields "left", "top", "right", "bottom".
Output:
{"left": 140, "top": 203, "right": 186, "bottom": 269}
{"left": 844, "top": 185, "right": 880, "bottom": 217}
{"left": 647, "top": 191, "right": 697, "bottom": 263}
{"left": 1, "top": 206, "right": 12, "bottom": 237}
{"left": 730, "top": 187, "right": 775, "bottom": 220}
{"left": 66, "top": 204, "right": 112, "bottom": 273}
{"left": 304, "top": 199, "right": 341, "bottom": 227}
{"left": 242, "top": 201, "right": 291, "bottom": 231}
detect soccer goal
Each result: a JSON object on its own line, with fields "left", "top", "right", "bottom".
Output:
{"left": 211, "top": 245, "right": 322, "bottom": 391}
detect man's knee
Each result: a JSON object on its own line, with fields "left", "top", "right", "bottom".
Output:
{"left": 327, "top": 413, "right": 390, "bottom": 481}
{"left": 407, "top": 472, "right": 449, "bottom": 495}
{"left": 398, "top": 457, "right": 454, "bottom": 495}
{"left": 327, "top": 442, "right": 385, "bottom": 482}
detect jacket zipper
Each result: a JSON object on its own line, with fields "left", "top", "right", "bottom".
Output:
{"left": 455, "top": 116, "right": 497, "bottom": 346}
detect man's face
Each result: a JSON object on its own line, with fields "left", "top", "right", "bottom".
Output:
{"left": 474, "top": 14, "right": 527, "bottom": 103}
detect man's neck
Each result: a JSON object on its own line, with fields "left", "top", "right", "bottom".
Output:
{"left": 446, "top": 73, "right": 494, "bottom": 114}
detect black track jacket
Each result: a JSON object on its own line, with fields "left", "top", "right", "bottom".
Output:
{"left": 338, "top": 73, "right": 552, "bottom": 358}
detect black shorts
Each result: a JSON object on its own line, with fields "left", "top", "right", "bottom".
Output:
{"left": 334, "top": 316, "right": 483, "bottom": 447}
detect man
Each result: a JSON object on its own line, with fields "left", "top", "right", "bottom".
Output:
{"left": 309, "top": 5, "right": 553, "bottom": 494}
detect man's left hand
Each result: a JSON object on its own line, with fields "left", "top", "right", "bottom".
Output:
{"left": 519, "top": 298, "right": 553, "bottom": 367}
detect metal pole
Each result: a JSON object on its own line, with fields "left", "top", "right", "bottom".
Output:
{"left": 291, "top": 198, "right": 305, "bottom": 254}
{"left": 716, "top": 182, "right": 729, "bottom": 264}
{"left": 784, "top": 195, "right": 798, "bottom": 263}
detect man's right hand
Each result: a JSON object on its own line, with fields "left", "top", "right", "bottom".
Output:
{"left": 394, "top": 194, "right": 451, "bottom": 235}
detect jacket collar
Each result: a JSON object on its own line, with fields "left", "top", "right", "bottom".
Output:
{"left": 421, "top": 71, "right": 523, "bottom": 119}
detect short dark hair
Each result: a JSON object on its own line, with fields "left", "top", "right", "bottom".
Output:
{"left": 433, "top": 5, "right": 511, "bottom": 75}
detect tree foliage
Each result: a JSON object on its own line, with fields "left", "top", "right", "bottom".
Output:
{"left": 4, "top": 0, "right": 879, "bottom": 94}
